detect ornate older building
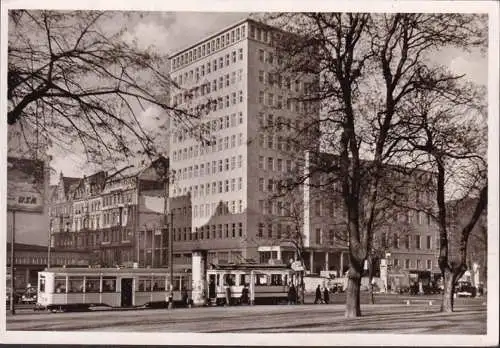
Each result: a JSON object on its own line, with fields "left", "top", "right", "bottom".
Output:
{"left": 49, "top": 157, "right": 169, "bottom": 267}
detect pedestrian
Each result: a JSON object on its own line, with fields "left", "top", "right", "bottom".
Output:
{"left": 181, "top": 288, "right": 189, "bottom": 307}
{"left": 241, "top": 284, "right": 249, "bottom": 305}
{"left": 288, "top": 283, "right": 296, "bottom": 305}
{"left": 323, "top": 286, "right": 330, "bottom": 304}
{"left": 314, "top": 284, "right": 323, "bottom": 304}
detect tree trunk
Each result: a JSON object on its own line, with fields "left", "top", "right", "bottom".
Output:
{"left": 345, "top": 267, "right": 362, "bottom": 317}
{"left": 441, "top": 269, "right": 458, "bottom": 312}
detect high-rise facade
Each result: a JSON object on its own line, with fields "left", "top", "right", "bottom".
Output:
{"left": 167, "top": 18, "right": 441, "bottom": 278}
{"left": 168, "top": 19, "right": 317, "bottom": 264}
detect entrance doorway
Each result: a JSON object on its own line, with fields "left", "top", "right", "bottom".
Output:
{"left": 121, "top": 278, "right": 133, "bottom": 307}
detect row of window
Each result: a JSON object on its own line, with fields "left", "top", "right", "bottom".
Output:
{"left": 11, "top": 256, "right": 81, "bottom": 266}
{"left": 258, "top": 177, "right": 295, "bottom": 194}
{"left": 174, "top": 156, "right": 243, "bottom": 182}
{"left": 258, "top": 70, "right": 309, "bottom": 93}
{"left": 186, "top": 90, "right": 245, "bottom": 120}
{"left": 206, "top": 250, "right": 243, "bottom": 264}
{"left": 258, "top": 200, "right": 295, "bottom": 217}
{"left": 258, "top": 90, "right": 315, "bottom": 113}
{"left": 172, "top": 177, "right": 244, "bottom": 197}
{"left": 173, "top": 222, "right": 244, "bottom": 241}
{"left": 257, "top": 222, "right": 294, "bottom": 239}
{"left": 172, "top": 69, "right": 243, "bottom": 105}
{"left": 171, "top": 24, "right": 247, "bottom": 70}
{"left": 172, "top": 111, "right": 244, "bottom": 145}
{"left": 192, "top": 199, "right": 245, "bottom": 218}
{"left": 258, "top": 133, "right": 302, "bottom": 153}
{"left": 173, "top": 133, "right": 244, "bottom": 162}
{"left": 258, "top": 156, "right": 295, "bottom": 173}
{"left": 393, "top": 258, "right": 434, "bottom": 270}
{"left": 389, "top": 234, "right": 434, "bottom": 250}
{"left": 53, "top": 276, "right": 117, "bottom": 293}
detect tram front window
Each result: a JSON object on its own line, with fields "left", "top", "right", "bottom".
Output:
{"left": 39, "top": 276, "right": 46, "bottom": 293}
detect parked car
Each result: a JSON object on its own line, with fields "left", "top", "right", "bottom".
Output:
{"left": 21, "top": 287, "right": 37, "bottom": 304}
{"left": 5, "top": 288, "right": 24, "bottom": 305}
{"left": 456, "top": 281, "right": 476, "bottom": 297}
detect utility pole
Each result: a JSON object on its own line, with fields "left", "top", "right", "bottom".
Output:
{"left": 135, "top": 176, "right": 140, "bottom": 267}
{"left": 168, "top": 209, "right": 174, "bottom": 309}
{"left": 10, "top": 210, "right": 16, "bottom": 315}
{"left": 47, "top": 218, "right": 52, "bottom": 268}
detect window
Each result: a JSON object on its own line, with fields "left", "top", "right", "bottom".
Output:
{"left": 259, "top": 91, "right": 265, "bottom": 104}
{"left": 259, "top": 156, "right": 264, "bottom": 169}
{"left": 394, "top": 259, "right": 399, "bottom": 267}
{"left": 268, "top": 179, "right": 274, "bottom": 192}
{"left": 415, "top": 235, "right": 421, "bottom": 249}
{"left": 259, "top": 70, "right": 265, "bottom": 83}
{"left": 405, "top": 235, "right": 410, "bottom": 249}
{"left": 238, "top": 223, "right": 243, "bottom": 237}
{"left": 238, "top": 177, "right": 242, "bottom": 190}
{"left": 267, "top": 157, "right": 274, "bottom": 171}
{"left": 68, "top": 277, "right": 84, "bottom": 293}
{"left": 316, "top": 228, "right": 322, "bottom": 244}
{"left": 267, "top": 223, "right": 273, "bottom": 238}
{"left": 416, "top": 259, "right": 421, "bottom": 269}
{"left": 258, "top": 49, "right": 265, "bottom": 62}
{"left": 426, "top": 259, "right": 432, "bottom": 269}
{"left": 54, "top": 276, "right": 67, "bottom": 293}
{"left": 277, "top": 158, "right": 283, "bottom": 172}
{"left": 259, "top": 178, "right": 265, "bottom": 192}
{"left": 405, "top": 259, "right": 410, "bottom": 269}
{"left": 426, "top": 235, "right": 432, "bottom": 249}
{"left": 393, "top": 233, "right": 399, "bottom": 249}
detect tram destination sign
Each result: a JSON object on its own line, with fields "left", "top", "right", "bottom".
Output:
{"left": 7, "top": 157, "right": 45, "bottom": 213}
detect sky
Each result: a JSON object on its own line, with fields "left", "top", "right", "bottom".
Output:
{"left": 7, "top": 11, "right": 489, "bottom": 184}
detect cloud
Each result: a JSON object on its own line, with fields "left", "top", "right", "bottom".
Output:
{"left": 124, "top": 12, "right": 249, "bottom": 55}
{"left": 449, "top": 54, "right": 488, "bottom": 86}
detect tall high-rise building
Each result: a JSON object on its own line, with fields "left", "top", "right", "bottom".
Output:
{"left": 168, "top": 19, "right": 318, "bottom": 265}
{"left": 167, "top": 18, "right": 441, "bottom": 280}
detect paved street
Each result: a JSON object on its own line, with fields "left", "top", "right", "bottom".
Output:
{"left": 6, "top": 299, "right": 486, "bottom": 334}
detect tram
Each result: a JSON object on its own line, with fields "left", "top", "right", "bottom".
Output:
{"left": 35, "top": 267, "right": 191, "bottom": 312}
{"left": 205, "top": 263, "right": 295, "bottom": 306}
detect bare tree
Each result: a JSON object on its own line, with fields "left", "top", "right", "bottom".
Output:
{"left": 8, "top": 10, "right": 197, "bottom": 166}
{"left": 264, "top": 12, "right": 486, "bottom": 317}
{"left": 398, "top": 79, "right": 487, "bottom": 312}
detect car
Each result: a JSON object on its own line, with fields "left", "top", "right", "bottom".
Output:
{"left": 456, "top": 281, "right": 476, "bottom": 297}
{"left": 5, "top": 288, "right": 24, "bottom": 305}
{"left": 21, "top": 287, "right": 37, "bottom": 304}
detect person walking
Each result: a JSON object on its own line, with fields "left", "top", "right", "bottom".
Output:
{"left": 288, "top": 283, "right": 297, "bottom": 305}
{"left": 323, "top": 286, "right": 330, "bottom": 304}
{"left": 314, "top": 284, "right": 323, "bottom": 304}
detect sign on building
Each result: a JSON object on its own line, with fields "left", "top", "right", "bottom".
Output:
{"left": 7, "top": 157, "right": 45, "bottom": 213}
